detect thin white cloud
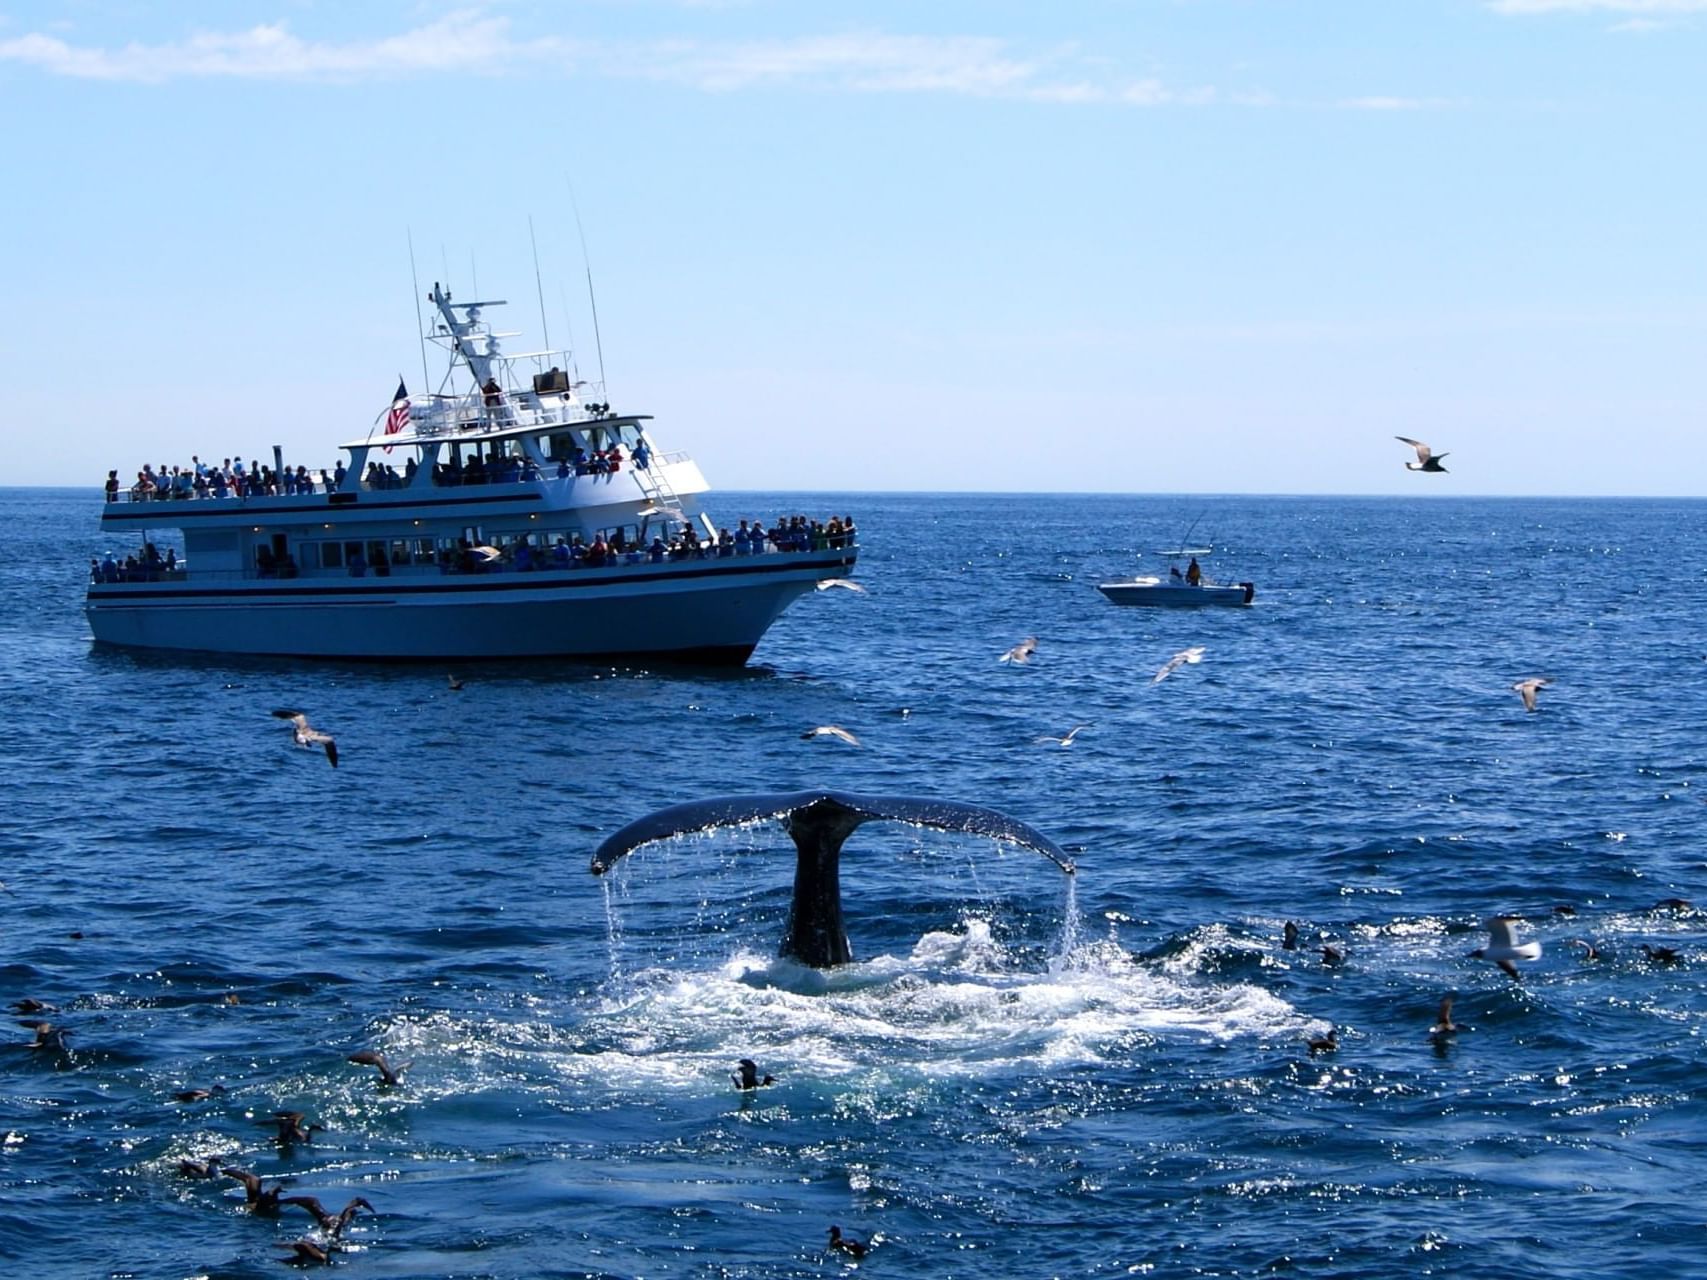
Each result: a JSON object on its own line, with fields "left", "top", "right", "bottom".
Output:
{"left": 1337, "top": 95, "right": 1456, "bottom": 111}
{"left": 0, "top": 14, "right": 1233, "bottom": 105}
{"left": 0, "top": 10, "right": 548, "bottom": 83}
{"left": 1489, "top": 0, "right": 1707, "bottom": 13}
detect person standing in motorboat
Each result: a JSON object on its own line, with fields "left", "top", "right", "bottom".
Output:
{"left": 1186, "top": 557, "right": 1203, "bottom": 587}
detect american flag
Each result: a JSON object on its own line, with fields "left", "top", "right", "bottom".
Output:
{"left": 384, "top": 379, "right": 411, "bottom": 436}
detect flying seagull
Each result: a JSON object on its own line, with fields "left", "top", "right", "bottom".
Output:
{"left": 272, "top": 710, "right": 338, "bottom": 768}
{"left": 1512, "top": 678, "right": 1551, "bottom": 712}
{"left": 1470, "top": 916, "right": 1541, "bottom": 979}
{"left": 1153, "top": 646, "right": 1206, "bottom": 684}
{"left": 999, "top": 636, "right": 1038, "bottom": 664}
{"left": 802, "top": 726, "right": 861, "bottom": 746}
{"left": 1396, "top": 436, "right": 1449, "bottom": 472}
{"left": 1035, "top": 724, "right": 1091, "bottom": 748}
{"left": 348, "top": 1049, "right": 412, "bottom": 1086}
{"left": 815, "top": 578, "right": 867, "bottom": 593}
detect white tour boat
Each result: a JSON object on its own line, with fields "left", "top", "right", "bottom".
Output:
{"left": 86, "top": 283, "right": 857, "bottom": 663}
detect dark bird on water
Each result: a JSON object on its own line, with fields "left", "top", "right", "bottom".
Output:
{"left": 276, "top": 1239, "right": 334, "bottom": 1266}
{"left": 1306, "top": 1028, "right": 1339, "bottom": 1055}
{"left": 19, "top": 1020, "right": 70, "bottom": 1052}
{"left": 177, "top": 1155, "right": 224, "bottom": 1179}
{"left": 1282, "top": 921, "right": 1299, "bottom": 951}
{"left": 1396, "top": 436, "right": 1449, "bottom": 472}
{"left": 827, "top": 1226, "right": 869, "bottom": 1259}
{"left": 1653, "top": 898, "right": 1693, "bottom": 912}
{"left": 173, "top": 1085, "right": 227, "bottom": 1103}
{"left": 1320, "top": 945, "right": 1345, "bottom": 967}
{"left": 732, "top": 1058, "right": 776, "bottom": 1091}
{"left": 272, "top": 709, "right": 339, "bottom": 767}
{"left": 223, "top": 1165, "right": 291, "bottom": 1215}
{"left": 10, "top": 998, "right": 57, "bottom": 1015}
{"left": 283, "top": 1194, "right": 375, "bottom": 1238}
{"left": 1428, "top": 995, "right": 1461, "bottom": 1037}
{"left": 262, "top": 1111, "right": 323, "bottom": 1145}
{"left": 1569, "top": 938, "right": 1602, "bottom": 961}
{"left": 348, "top": 1049, "right": 412, "bottom": 1086}
{"left": 1642, "top": 944, "right": 1681, "bottom": 965}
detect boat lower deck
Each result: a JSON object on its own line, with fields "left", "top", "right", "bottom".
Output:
{"left": 86, "top": 548, "right": 856, "bottom": 661}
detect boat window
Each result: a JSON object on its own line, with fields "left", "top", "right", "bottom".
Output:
{"left": 320, "top": 542, "right": 344, "bottom": 569}
{"left": 412, "top": 538, "right": 436, "bottom": 566}
{"left": 390, "top": 540, "right": 411, "bottom": 566}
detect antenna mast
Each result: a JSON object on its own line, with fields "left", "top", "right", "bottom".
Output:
{"left": 528, "top": 215, "right": 551, "bottom": 351}
{"left": 567, "top": 182, "right": 608, "bottom": 393}
{"left": 407, "top": 228, "right": 430, "bottom": 391}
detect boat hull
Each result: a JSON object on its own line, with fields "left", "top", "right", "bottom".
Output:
{"left": 86, "top": 552, "right": 854, "bottom": 663}
{"left": 1097, "top": 579, "right": 1253, "bottom": 608}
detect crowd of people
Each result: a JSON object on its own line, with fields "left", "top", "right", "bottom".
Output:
{"left": 88, "top": 542, "right": 178, "bottom": 583}
{"left": 106, "top": 440, "right": 654, "bottom": 502}
{"left": 442, "top": 514, "right": 857, "bottom": 576}
{"left": 106, "top": 457, "right": 333, "bottom": 502}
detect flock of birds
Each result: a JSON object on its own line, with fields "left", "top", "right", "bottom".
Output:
{"left": 11, "top": 1001, "right": 411, "bottom": 1266}
{"left": 1287, "top": 899, "right": 1693, "bottom": 1055}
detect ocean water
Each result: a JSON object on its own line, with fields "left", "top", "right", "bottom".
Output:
{"left": 3, "top": 487, "right": 1705, "bottom": 1279}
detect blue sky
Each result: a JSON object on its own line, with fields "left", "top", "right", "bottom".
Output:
{"left": 3, "top": 1, "right": 1703, "bottom": 495}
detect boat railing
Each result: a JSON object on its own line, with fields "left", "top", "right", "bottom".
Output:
{"left": 87, "top": 540, "right": 860, "bottom": 589}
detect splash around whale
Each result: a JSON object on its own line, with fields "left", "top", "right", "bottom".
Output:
{"left": 591, "top": 790, "right": 1075, "bottom": 968}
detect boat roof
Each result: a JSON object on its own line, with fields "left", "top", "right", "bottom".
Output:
{"left": 339, "top": 413, "right": 652, "bottom": 453}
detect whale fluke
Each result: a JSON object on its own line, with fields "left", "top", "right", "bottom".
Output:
{"left": 590, "top": 790, "right": 1073, "bottom": 968}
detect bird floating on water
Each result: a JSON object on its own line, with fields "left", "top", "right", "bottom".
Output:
{"left": 1642, "top": 944, "right": 1681, "bottom": 965}
{"left": 1153, "top": 646, "right": 1206, "bottom": 684}
{"left": 10, "top": 998, "right": 57, "bottom": 1015}
{"left": 19, "top": 1020, "right": 70, "bottom": 1052}
{"left": 1320, "top": 945, "right": 1345, "bottom": 967}
{"left": 1306, "top": 1028, "right": 1339, "bottom": 1054}
{"left": 999, "top": 636, "right": 1038, "bottom": 664}
{"left": 1568, "top": 938, "right": 1602, "bottom": 961}
{"left": 1282, "top": 921, "right": 1299, "bottom": 951}
{"left": 1396, "top": 436, "right": 1449, "bottom": 473}
{"left": 276, "top": 1239, "right": 334, "bottom": 1266}
{"left": 802, "top": 726, "right": 861, "bottom": 746}
{"left": 348, "top": 1049, "right": 412, "bottom": 1086}
{"left": 1035, "top": 724, "right": 1091, "bottom": 748}
{"left": 272, "top": 710, "right": 338, "bottom": 768}
{"left": 1512, "top": 678, "right": 1551, "bottom": 712}
{"left": 1428, "top": 995, "right": 1461, "bottom": 1037}
{"left": 177, "top": 1155, "right": 225, "bottom": 1179}
{"left": 827, "top": 1226, "right": 870, "bottom": 1259}
{"left": 816, "top": 578, "right": 867, "bottom": 594}
{"left": 173, "top": 1085, "right": 227, "bottom": 1103}
{"left": 261, "top": 1111, "right": 323, "bottom": 1145}
{"left": 283, "top": 1194, "right": 375, "bottom": 1238}
{"left": 1470, "top": 916, "right": 1541, "bottom": 979}
{"left": 1653, "top": 898, "right": 1693, "bottom": 912}
{"left": 447, "top": 673, "right": 464, "bottom": 691}
{"left": 223, "top": 1165, "right": 290, "bottom": 1214}
{"left": 732, "top": 1058, "right": 776, "bottom": 1091}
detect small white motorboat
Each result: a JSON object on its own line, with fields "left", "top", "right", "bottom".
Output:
{"left": 1097, "top": 549, "right": 1253, "bottom": 608}
{"left": 1097, "top": 575, "right": 1254, "bottom": 607}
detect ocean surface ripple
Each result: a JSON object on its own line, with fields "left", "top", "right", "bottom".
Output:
{"left": 3, "top": 488, "right": 1705, "bottom": 1278}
